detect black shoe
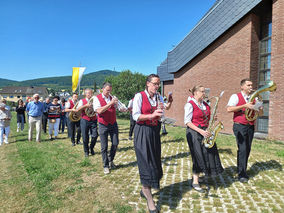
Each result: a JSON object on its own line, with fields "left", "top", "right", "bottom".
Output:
{"left": 77, "top": 141, "right": 83, "bottom": 145}
{"left": 147, "top": 201, "right": 159, "bottom": 213}
{"left": 239, "top": 177, "right": 249, "bottom": 183}
{"left": 90, "top": 149, "right": 95, "bottom": 155}
{"left": 192, "top": 183, "right": 205, "bottom": 193}
{"left": 140, "top": 190, "right": 146, "bottom": 200}
{"left": 128, "top": 136, "right": 133, "bottom": 140}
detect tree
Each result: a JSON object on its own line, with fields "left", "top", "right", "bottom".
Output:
{"left": 105, "top": 70, "right": 146, "bottom": 104}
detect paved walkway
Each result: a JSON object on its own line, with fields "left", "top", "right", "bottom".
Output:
{"left": 113, "top": 130, "right": 284, "bottom": 213}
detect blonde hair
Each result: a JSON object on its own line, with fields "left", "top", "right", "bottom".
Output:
{"left": 189, "top": 85, "right": 204, "bottom": 96}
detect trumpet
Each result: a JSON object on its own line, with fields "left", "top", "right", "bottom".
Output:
{"left": 110, "top": 94, "right": 127, "bottom": 111}
{"left": 69, "top": 102, "right": 81, "bottom": 122}
{"left": 85, "top": 96, "right": 96, "bottom": 117}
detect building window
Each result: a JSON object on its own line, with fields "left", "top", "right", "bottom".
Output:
{"left": 257, "top": 20, "right": 271, "bottom": 133}
{"left": 17, "top": 96, "right": 21, "bottom": 98}
{"left": 10, "top": 96, "right": 14, "bottom": 98}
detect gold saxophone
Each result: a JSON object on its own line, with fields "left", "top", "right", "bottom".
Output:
{"left": 245, "top": 80, "right": 277, "bottom": 121}
{"left": 69, "top": 102, "right": 81, "bottom": 122}
{"left": 202, "top": 91, "right": 224, "bottom": 148}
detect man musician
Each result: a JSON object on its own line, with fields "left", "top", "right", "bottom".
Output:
{"left": 93, "top": 82, "right": 127, "bottom": 174}
{"left": 227, "top": 78, "right": 263, "bottom": 183}
{"left": 65, "top": 93, "right": 82, "bottom": 146}
{"left": 73, "top": 88, "right": 98, "bottom": 157}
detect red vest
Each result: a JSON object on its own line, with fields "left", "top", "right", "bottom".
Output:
{"left": 97, "top": 94, "right": 116, "bottom": 125}
{"left": 136, "top": 91, "right": 159, "bottom": 126}
{"left": 233, "top": 92, "right": 255, "bottom": 125}
{"left": 189, "top": 100, "right": 210, "bottom": 128}
{"left": 69, "top": 100, "right": 75, "bottom": 109}
{"left": 80, "top": 98, "right": 97, "bottom": 121}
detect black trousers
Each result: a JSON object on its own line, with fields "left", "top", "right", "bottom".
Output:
{"left": 42, "top": 112, "right": 48, "bottom": 133}
{"left": 233, "top": 123, "right": 254, "bottom": 178}
{"left": 99, "top": 122, "right": 119, "bottom": 168}
{"left": 70, "top": 120, "right": 81, "bottom": 144}
{"left": 80, "top": 119, "right": 98, "bottom": 155}
{"left": 129, "top": 113, "right": 136, "bottom": 137}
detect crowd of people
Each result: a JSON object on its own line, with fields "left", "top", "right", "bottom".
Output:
{"left": 0, "top": 75, "right": 262, "bottom": 213}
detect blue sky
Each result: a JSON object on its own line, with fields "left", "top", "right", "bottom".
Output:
{"left": 0, "top": 0, "right": 215, "bottom": 81}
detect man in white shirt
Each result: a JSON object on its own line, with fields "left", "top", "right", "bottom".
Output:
{"left": 227, "top": 78, "right": 263, "bottom": 183}
{"left": 93, "top": 82, "right": 127, "bottom": 174}
{"left": 65, "top": 93, "right": 82, "bottom": 146}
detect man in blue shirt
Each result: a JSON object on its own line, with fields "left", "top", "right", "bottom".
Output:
{"left": 26, "top": 94, "right": 44, "bottom": 142}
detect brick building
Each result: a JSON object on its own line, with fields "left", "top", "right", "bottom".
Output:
{"left": 157, "top": 0, "right": 284, "bottom": 140}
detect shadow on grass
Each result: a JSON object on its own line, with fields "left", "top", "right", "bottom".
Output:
{"left": 161, "top": 137, "right": 184, "bottom": 145}
{"left": 218, "top": 148, "right": 233, "bottom": 155}
{"left": 247, "top": 160, "right": 282, "bottom": 178}
{"left": 155, "top": 179, "right": 192, "bottom": 210}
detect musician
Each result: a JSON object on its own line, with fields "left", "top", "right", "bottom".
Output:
{"left": 73, "top": 88, "right": 98, "bottom": 157}
{"left": 127, "top": 98, "right": 135, "bottom": 140}
{"left": 184, "top": 85, "right": 223, "bottom": 192}
{"left": 93, "top": 82, "right": 127, "bottom": 174}
{"left": 47, "top": 96, "right": 62, "bottom": 140}
{"left": 227, "top": 78, "right": 263, "bottom": 183}
{"left": 65, "top": 93, "right": 82, "bottom": 146}
{"left": 132, "top": 74, "right": 163, "bottom": 213}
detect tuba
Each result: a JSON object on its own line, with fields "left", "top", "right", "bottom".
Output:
{"left": 245, "top": 80, "right": 277, "bottom": 121}
{"left": 202, "top": 91, "right": 224, "bottom": 148}
{"left": 85, "top": 96, "right": 96, "bottom": 117}
{"left": 69, "top": 102, "right": 81, "bottom": 122}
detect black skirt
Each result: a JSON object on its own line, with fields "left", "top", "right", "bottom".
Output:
{"left": 186, "top": 127, "right": 224, "bottom": 176}
{"left": 134, "top": 124, "right": 163, "bottom": 189}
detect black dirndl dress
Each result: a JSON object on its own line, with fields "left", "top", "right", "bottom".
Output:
{"left": 134, "top": 123, "right": 163, "bottom": 189}
{"left": 186, "top": 127, "right": 224, "bottom": 176}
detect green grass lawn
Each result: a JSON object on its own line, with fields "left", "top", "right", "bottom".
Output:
{"left": 0, "top": 113, "right": 283, "bottom": 212}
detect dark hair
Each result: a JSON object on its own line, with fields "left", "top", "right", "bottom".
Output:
{"left": 146, "top": 74, "right": 160, "bottom": 84}
{"left": 17, "top": 99, "right": 23, "bottom": 105}
{"left": 189, "top": 85, "right": 204, "bottom": 95}
{"left": 102, "top": 82, "right": 112, "bottom": 88}
{"left": 61, "top": 98, "right": 66, "bottom": 103}
{"left": 72, "top": 92, "right": 78, "bottom": 96}
{"left": 240, "top": 78, "right": 252, "bottom": 86}
{"left": 53, "top": 96, "right": 60, "bottom": 100}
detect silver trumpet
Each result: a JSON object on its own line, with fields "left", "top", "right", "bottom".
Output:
{"left": 110, "top": 94, "right": 127, "bottom": 111}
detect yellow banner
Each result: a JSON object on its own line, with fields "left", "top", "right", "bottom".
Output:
{"left": 72, "top": 67, "right": 86, "bottom": 92}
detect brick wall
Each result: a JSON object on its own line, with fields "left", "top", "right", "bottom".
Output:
{"left": 270, "top": 0, "right": 284, "bottom": 140}
{"left": 164, "top": 13, "right": 260, "bottom": 135}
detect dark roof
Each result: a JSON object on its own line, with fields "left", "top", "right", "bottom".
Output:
{"left": 157, "top": 0, "right": 262, "bottom": 81}
{"left": 0, "top": 86, "right": 48, "bottom": 96}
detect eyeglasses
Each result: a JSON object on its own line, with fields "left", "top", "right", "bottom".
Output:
{"left": 150, "top": 82, "right": 160, "bottom": 87}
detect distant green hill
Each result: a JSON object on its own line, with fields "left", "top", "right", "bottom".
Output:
{"left": 0, "top": 78, "right": 18, "bottom": 87}
{"left": 0, "top": 70, "right": 119, "bottom": 91}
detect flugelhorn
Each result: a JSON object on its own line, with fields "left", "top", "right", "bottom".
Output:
{"left": 245, "top": 80, "right": 277, "bottom": 121}
{"left": 85, "top": 96, "right": 96, "bottom": 117}
{"left": 69, "top": 102, "right": 81, "bottom": 122}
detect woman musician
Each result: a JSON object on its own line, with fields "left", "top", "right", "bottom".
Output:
{"left": 132, "top": 74, "right": 163, "bottom": 213}
{"left": 184, "top": 85, "right": 223, "bottom": 192}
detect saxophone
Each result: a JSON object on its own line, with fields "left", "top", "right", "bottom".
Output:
{"left": 245, "top": 80, "right": 277, "bottom": 121}
{"left": 202, "top": 91, "right": 224, "bottom": 148}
